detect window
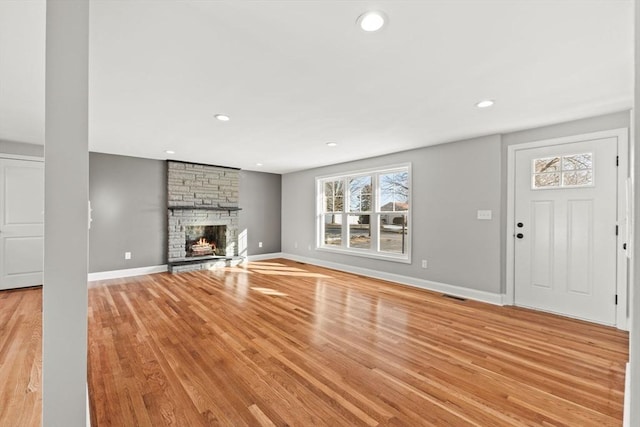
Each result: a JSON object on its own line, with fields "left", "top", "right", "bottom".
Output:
{"left": 317, "top": 165, "right": 410, "bottom": 262}
{"left": 532, "top": 153, "right": 593, "bottom": 189}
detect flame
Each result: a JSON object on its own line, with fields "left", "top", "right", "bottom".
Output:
{"left": 197, "top": 238, "right": 207, "bottom": 245}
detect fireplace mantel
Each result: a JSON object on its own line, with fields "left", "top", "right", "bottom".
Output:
{"left": 168, "top": 205, "right": 241, "bottom": 213}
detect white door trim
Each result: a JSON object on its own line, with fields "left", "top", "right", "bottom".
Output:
{"left": 506, "top": 128, "right": 629, "bottom": 330}
{"left": 0, "top": 153, "right": 43, "bottom": 162}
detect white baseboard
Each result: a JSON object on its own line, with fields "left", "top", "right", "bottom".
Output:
{"left": 85, "top": 254, "right": 504, "bottom": 306}
{"left": 624, "top": 362, "right": 630, "bottom": 427}
{"left": 280, "top": 253, "right": 504, "bottom": 306}
{"left": 87, "top": 264, "right": 168, "bottom": 282}
{"left": 245, "top": 252, "right": 284, "bottom": 262}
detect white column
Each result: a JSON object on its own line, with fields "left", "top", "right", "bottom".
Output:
{"left": 43, "top": 0, "right": 89, "bottom": 425}
{"left": 630, "top": 1, "right": 639, "bottom": 425}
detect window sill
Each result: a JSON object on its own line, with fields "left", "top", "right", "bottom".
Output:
{"left": 316, "top": 246, "right": 411, "bottom": 264}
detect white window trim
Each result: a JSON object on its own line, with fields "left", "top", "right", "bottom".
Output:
{"left": 315, "top": 163, "right": 412, "bottom": 263}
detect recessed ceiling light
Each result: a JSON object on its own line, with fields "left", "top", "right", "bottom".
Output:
{"left": 214, "top": 114, "right": 230, "bottom": 121}
{"left": 165, "top": 150, "right": 175, "bottom": 154}
{"left": 256, "top": 163, "right": 263, "bottom": 167}
{"left": 357, "top": 11, "right": 387, "bottom": 32}
{"left": 326, "top": 142, "right": 338, "bottom": 147}
{"left": 475, "top": 100, "right": 495, "bottom": 108}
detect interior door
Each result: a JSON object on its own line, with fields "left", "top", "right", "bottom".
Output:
{"left": 0, "top": 158, "right": 44, "bottom": 290}
{"left": 514, "top": 137, "right": 618, "bottom": 325}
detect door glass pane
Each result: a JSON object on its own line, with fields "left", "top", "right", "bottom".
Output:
{"left": 324, "top": 214, "right": 342, "bottom": 246}
{"left": 379, "top": 214, "right": 408, "bottom": 254}
{"left": 534, "top": 173, "right": 560, "bottom": 188}
{"left": 534, "top": 157, "right": 560, "bottom": 173}
{"left": 533, "top": 152, "right": 593, "bottom": 189}
{"left": 563, "top": 170, "right": 592, "bottom": 186}
{"left": 562, "top": 153, "right": 592, "bottom": 170}
{"left": 349, "top": 214, "right": 370, "bottom": 249}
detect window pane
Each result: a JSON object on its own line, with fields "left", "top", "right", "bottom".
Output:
{"left": 324, "top": 180, "right": 344, "bottom": 212}
{"left": 379, "top": 214, "right": 408, "bottom": 254}
{"left": 379, "top": 171, "right": 409, "bottom": 211}
{"left": 349, "top": 176, "right": 372, "bottom": 212}
{"left": 534, "top": 157, "right": 560, "bottom": 173}
{"left": 534, "top": 173, "right": 560, "bottom": 188}
{"left": 349, "top": 215, "right": 370, "bottom": 249}
{"left": 563, "top": 170, "right": 592, "bottom": 186}
{"left": 562, "top": 153, "right": 592, "bottom": 170}
{"left": 324, "top": 214, "right": 342, "bottom": 246}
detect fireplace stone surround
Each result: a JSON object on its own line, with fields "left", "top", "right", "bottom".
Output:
{"left": 167, "top": 161, "right": 243, "bottom": 273}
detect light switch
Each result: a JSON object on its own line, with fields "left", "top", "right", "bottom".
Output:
{"left": 477, "top": 210, "right": 492, "bottom": 220}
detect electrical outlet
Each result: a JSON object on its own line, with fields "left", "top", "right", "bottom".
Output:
{"left": 125, "top": 252, "right": 132, "bottom": 260}
{"left": 477, "top": 210, "right": 492, "bottom": 220}
{"left": 258, "top": 241, "right": 263, "bottom": 248}
{"left": 294, "top": 241, "right": 298, "bottom": 248}
{"left": 421, "top": 260, "right": 428, "bottom": 269}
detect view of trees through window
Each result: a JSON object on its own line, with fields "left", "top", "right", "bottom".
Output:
{"left": 318, "top": 166, "right": 410, "bottom": 260}
{"left": 533, "top": 153, "right": 593, "bottom": 188}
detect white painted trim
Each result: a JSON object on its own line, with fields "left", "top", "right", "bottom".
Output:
{"left": 0, "top": 153, "right": 43, "bottom": 162}
{"left": 87, "top": 265, "right": 168, "bottom": 281}
{"left": 314, "top": 163, "right": 413, "bottom": 265}
{"left": 246, "top": 252, "right": 283, "bottom": 262}
{"left": 281, "top": 253, "right": 505, "bottom": 306}
{"left": 505, "top": 128, "right": 630, "bottom": 330}
{"left": 86, "top": 383, "right": 91, "bottom": 427}
{"left": 624, "top": 362, "right": 630, "bottom": 427}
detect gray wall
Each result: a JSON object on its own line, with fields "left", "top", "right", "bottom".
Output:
{"left": 239, "top": 170, "right": 282, "bottom": 255}
{"left": 282, "top": 111, "right": 631, "bottom": 296}
{"left": 88, "top": 153, "right": 283, "bottom": 272}
{"left": 502, "top": 111, "right": 630, "bottom": 147}
{"left": 282, "top": 135, "right": 503, "bottom": 294}
{"left": 89, "top": 152, "right": 167, "bottom": 272}
{"left": 0, "top": 140, "right": 44, "bottom": 157}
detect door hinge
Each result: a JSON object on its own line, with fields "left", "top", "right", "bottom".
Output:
{"left": 623, "top": 243, "right": 627, "bottom": 250}
{"left": 615, "top": 294, "right": 618, "bottom": 305}
{"left": 616, "top": 156, "right": 619, "bottom": 166}
{"left": 615, "top": 225, "right": 618, "bottom": 236}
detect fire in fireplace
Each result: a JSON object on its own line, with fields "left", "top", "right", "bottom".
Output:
{"left": 185, "top": 225, "right": 227, "bottom": 257}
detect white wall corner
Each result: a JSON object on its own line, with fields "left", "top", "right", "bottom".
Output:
{"left": 280, "top": 253, "right": 504, "bottom": 306}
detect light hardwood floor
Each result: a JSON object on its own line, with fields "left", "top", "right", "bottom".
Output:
{"left": 0, "top": 286, "right": 42, "bottom": 427}
{"left": 0, "top": 259, "right": 630, "bottom": 426}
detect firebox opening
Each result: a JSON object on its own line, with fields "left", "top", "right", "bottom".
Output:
{"left": 185, "top": 225, "right": 227, "bottom": 257}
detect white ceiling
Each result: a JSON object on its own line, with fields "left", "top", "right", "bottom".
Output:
{"left": 0, "top": 1, "right": 634, "bottom": 174}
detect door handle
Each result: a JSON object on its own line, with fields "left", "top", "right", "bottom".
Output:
{"left": 516, "top": 233, "right": 524, "bottom": 239}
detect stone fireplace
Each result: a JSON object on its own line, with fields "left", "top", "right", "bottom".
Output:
{"left": 167, "top": 161, "right": 242, "bottom": 272}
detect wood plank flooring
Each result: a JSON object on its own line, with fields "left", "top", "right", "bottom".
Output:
{"left": 0, "top": 287, "right": 42, "bottom": 427}
{"left": 0, "top": 259, "right": 630, "bottom": 426}
{"left": 86, "top": 259, "right": 629, "bottom": 426}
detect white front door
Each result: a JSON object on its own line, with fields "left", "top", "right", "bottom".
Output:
{"left": 0, "top": 158, "right": 44, "bottom": 290}
{"left": 514, "top": 137, "right": 618, "bottom": 325}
